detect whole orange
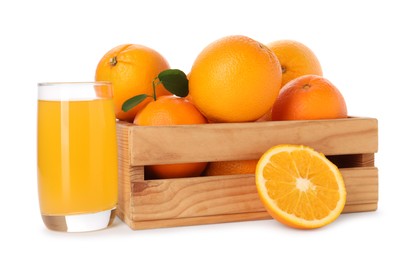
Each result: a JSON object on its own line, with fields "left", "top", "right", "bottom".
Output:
{"left": 205, "top": 160, "right": 258, "bottom": 176}
{"left": 267, "top": 40, "right": 323, "bottom": 87}
{"left": 189, "top": 35, "right": 282, "bottom": 123}
{"left": 134, "top": 95, "right": 208, "bottom": 179}
{"left": 95, "top": 44, "right": 170, "bottom": 122}
{"left": 272, "top": 75, "right": 347, "bottom": 120}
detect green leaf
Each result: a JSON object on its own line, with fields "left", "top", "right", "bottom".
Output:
{"left": 158, "top": 69, "right": 189, "bottom": 97}
{"left": 122, "top": 94, "right": 149, "bottom": 112}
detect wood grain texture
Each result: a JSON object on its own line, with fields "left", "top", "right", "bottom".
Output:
{"left": 127, "top": 212, "right": 272, "bottom": 230}
{"left": 135, "top": 167, "right": 377, "bottom": 220}
{"left": 126, "top": 203, "right": 380, "bottom": 230}
{"left": 117, "top": 117, "right": 378, "bottom": 166}
{"left": 116, "top": 117, "right": 379, "bottom": 230}
{"left": 117, "top": 167, "right": 378, "bottom": 229}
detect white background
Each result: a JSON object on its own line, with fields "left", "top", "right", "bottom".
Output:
{"left": 1, "top": 0, "right": 414, "bottom": 259}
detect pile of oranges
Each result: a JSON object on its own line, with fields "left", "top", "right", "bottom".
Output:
{"left": 95, "top": 35, "right": 349, "bottom": 230}
{"left": 95, "top": 35, "right": 348, "bottom": 179}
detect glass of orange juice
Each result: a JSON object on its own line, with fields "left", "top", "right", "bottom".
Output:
{"left": 37, "top": 82, "right": 118, "bottom": 232}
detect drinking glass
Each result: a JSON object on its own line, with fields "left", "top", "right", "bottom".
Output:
{"left": 37, "top": 82, "right": 118, "bottom": 232}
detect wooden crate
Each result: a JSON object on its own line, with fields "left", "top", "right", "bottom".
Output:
{"left": 116, "top": 117, "right": 378, "bottom": 230}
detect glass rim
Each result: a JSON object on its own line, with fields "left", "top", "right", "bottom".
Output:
{"left": 38, "top": 81, "right": 111, "bottom": 87}
{"left": 38, "top": 81, "right": 113, "bottom": 100}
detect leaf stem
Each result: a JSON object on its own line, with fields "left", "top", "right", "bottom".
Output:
{"left": 152, "top": 77, "right": 159, "bottom": 101}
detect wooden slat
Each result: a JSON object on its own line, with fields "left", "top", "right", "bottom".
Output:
{"left": 119, "top": 117, "right": 378, "bottom": 166}
{"left": 124, "top": 167, "right": 378, "bottom": 224}
{"left": 131, "top": 174, "right": 261, "bottom": 221}
{"left": 119, "top": 167, "right": 378, "bottom": 230}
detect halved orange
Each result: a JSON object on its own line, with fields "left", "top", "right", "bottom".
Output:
{"left": 255, "top": 144, "right": 346, "bottom": 229}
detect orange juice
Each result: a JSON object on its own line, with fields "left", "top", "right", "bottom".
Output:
{"left": 37, "top": 98, "right": 118, "bottom": 215}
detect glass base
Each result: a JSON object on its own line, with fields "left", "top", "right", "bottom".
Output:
{"left": 42, "top": 208, "right": 116, "bottom": 232}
